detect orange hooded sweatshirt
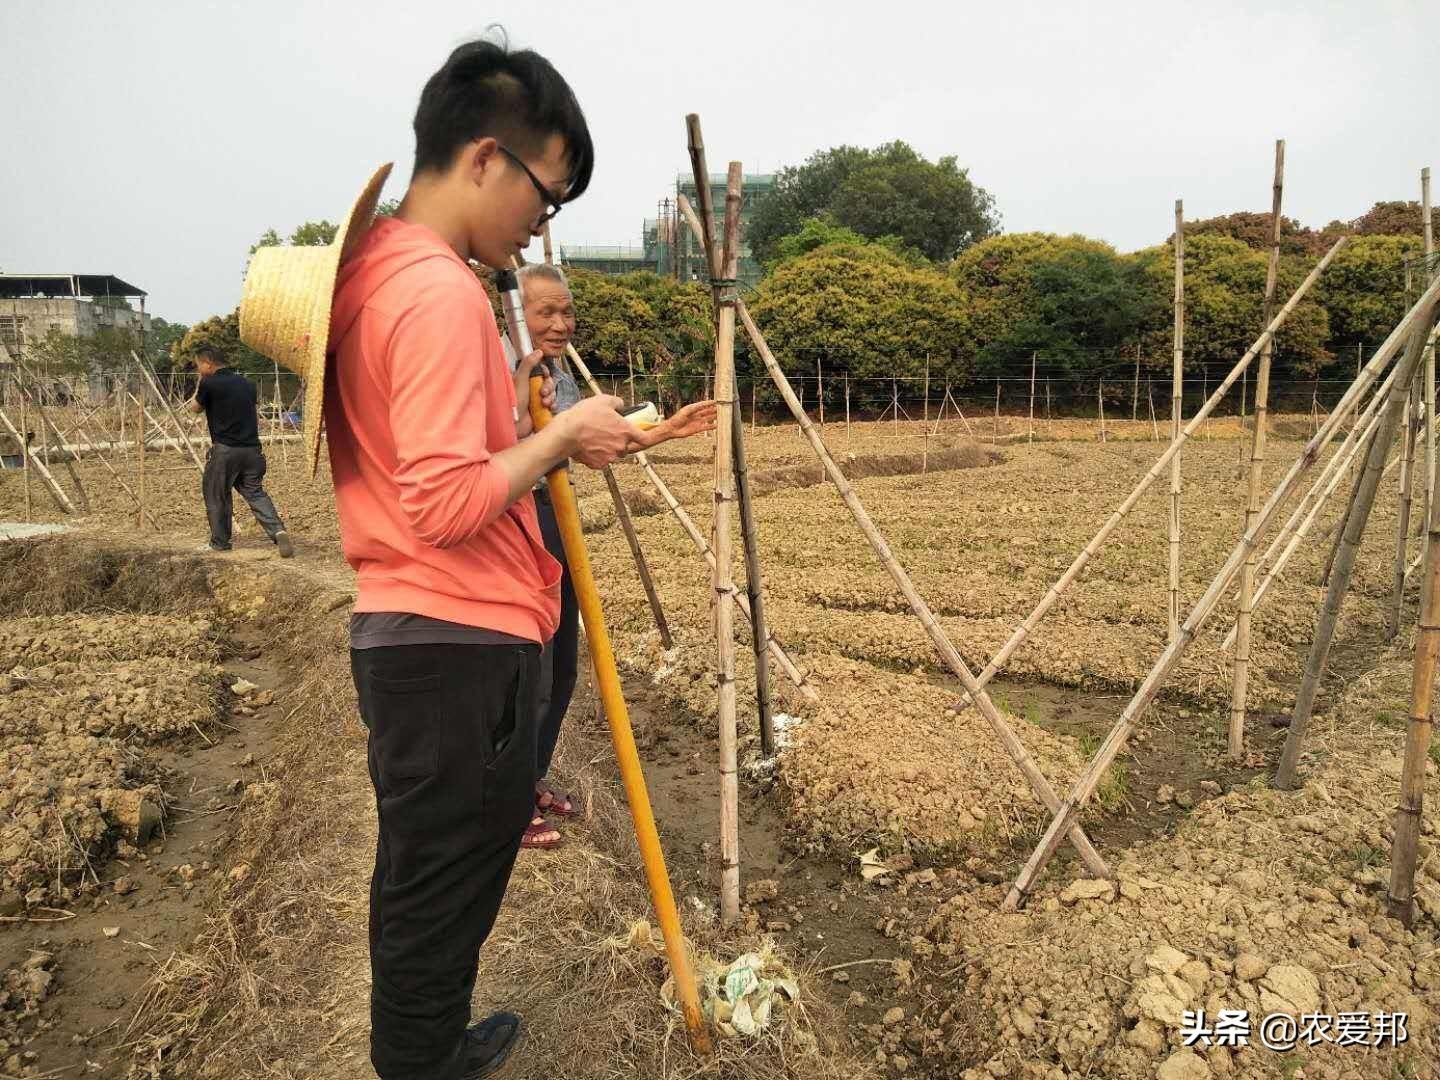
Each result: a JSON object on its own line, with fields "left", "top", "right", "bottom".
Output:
{"left": 325, "top": 216, "right": 561, "bottom": 644}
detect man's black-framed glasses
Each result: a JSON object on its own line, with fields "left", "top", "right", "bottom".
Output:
{"left": 498, "top": 145, "right": 563, "bottom": 225}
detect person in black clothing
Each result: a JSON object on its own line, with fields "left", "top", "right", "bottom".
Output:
{"left": 187, "top": 345, "right": 294, "bottom": 557}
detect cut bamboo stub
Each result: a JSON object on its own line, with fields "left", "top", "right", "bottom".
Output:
{"left": 1004, "top": 269, "right": 1440, "bottom": 910}
{"left": 1228, "top": 138, "right": 1285, "bottom": 761}
{"left": 1277, "top": 298, "right": 1440, "bottom": 789}
{"left": 525, "top": 375, "right": 711, "bottom": 1056}
{"left": 975, "top": 236, "right": 1348, "bottom": 691}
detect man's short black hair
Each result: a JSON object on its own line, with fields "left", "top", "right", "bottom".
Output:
{"left": 412, "top": 33, "right": 593, "bottom": 203}
{"left": 194, "top": 345, "right": 225, "bottom": 366}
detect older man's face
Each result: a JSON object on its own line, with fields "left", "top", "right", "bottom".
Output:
{"left": 523, "top": 279, "right": 576, "bottom": 358}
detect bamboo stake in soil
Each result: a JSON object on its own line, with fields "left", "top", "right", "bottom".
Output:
{"left": 993, "top": 378, "right": 1000, "bottom": 444}
{"left": 1423, "top": 169, "right": 1436, "bottom": 574}
{"left": 706, "top": 161, "right": 744, "bottom": 927}
{"left": 135, "top": 377, "right": 147, "bottom": 529}
{"left": 1388, "top": 377, "right": 1421, "bottom": 640}
{"left": 1005, "top": 275, "right": 1440, "bottom": 909}
{"left": 976, "top": 238, "right": 1348, "bottom": 689}
{"left": 817, "top": 356, "right": 825, "bottom": 427}
{"left": 678, "top": 152, "right": 777, "bottom": 757}
{"left": 1277, "top": 299, "right": 1440, "bottom": 789}
{"left": 603, "top": 467, "right": 673, "bottom": 649}
{"left": 1170, "top": 199, "right": 1185, "bottom": 641}
{"left": 1228, "top": 139, "right": 1285, "bottom": 761}
{"left": 1387, "top": 400, "right": 1440, "bottom": 926}
{"left": 1028, "top": 352, "right": 1037, "bottom": 444}
{"left": 844, "top": 371, "right": 851, "bottom": 448}
{"left": 1148, "top": 381, "right": 1158, "bottom": 441}
{"left": 19, "top": 389, "right": 31, "bottom": 519}
{"left": 1098, "top": 381, "right": 1106, "bottom": 443}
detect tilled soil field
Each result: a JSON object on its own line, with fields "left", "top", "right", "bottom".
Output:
{"left": 1, "top": 415, "right": 1434, "bottom": 1078}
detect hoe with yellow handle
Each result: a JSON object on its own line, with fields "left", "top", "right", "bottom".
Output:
{"left": 496, "top": 269, "right": 711, "bottom": 1055}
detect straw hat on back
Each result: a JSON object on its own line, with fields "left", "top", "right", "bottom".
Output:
{"left": 240, "top": 163, "right": 394, "bottom": 476}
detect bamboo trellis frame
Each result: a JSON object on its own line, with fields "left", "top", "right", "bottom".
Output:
{"left": 1276, "top": 295, "right": 1440, "bottom": 789}
{"left": 1219, "top": 359, "right": 1400, "bottom": 649}
{"left": 1229, "top": 139, "right": 1285, "bottom": 760}
{"left": 972, "top": 238, "right": 1347, "bottom": 691}
{"left": 1003, "top": 269, "right": 1440, "bottom": 909}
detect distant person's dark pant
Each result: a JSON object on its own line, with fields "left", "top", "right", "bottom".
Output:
{"left": 534, "top": 489, "right": 579, "bottom": 780}
{"left": 202, "top": 443, "right": 284, "bottom": 549}
{"left": 352, "top": 642, "right": 540, "bottom": 1080}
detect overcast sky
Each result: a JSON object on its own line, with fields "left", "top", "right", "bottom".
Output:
{"left": 2, "top": 1, "right": 1435, "bottom": 325}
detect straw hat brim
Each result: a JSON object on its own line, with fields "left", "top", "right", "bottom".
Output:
{"left": 239, "top": 163, "right": 394, "bottom": 476}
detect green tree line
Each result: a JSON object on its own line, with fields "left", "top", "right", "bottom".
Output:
{"left": 176, "top": 143, "right": 1431, "bottom": 414}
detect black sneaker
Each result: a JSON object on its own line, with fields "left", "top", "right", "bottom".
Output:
{"left": 461, "top": 1012, "right": 523, "bottom": 1079}
{"left": 274, "top": 531, "right": 295, "bottom": 558}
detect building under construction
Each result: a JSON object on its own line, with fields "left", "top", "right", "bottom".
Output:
{"left": 560, "top": 172, "right": 774, "bottom": 287}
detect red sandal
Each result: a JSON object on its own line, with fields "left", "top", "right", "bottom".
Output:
{"left": 535, "top": 783, "right": 580, "bottom": 818}
{"left": 521, "top": 816, "right": 562, "bottom": 850}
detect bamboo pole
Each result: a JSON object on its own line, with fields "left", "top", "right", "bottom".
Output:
{"left": 1148, "top": 381, "right": 1158, "bottom": 441}
{"left": 135, "top": 372, "right": 146, "bottom": 528}
{"left": 0, "top": 407, "right": 72, "bottom": 512}
{"left": 1229, "top": 139, "right": 1285, "bottom": 761}
{"left": 1028, "top": 352, "right": 1037, "bottom": 444}
{"left": 19, "top": 386, "right": 31, "bottom": 519}
{"left": 522, "top": 363, "right": 711, "bottom": 1057}
{"left": 602, "top": 467, "right": 673, "bottom": 649}
{"left": 993, "top": 378, "right": 1000, "bottom": 445}
{"left": 1004, "top": 276, "right": 1440, "bottom": 909}
{"left": 131, "top": 352, "right": 203, "bottom": 471}
{"left": 1098, "top": 381, "right": 1106, "bottom": 443}
{"left": 1387, "top": 400, "right": 1440, "bottom": 926}
{"left": 1170, "top": 199, "right": 1185, "bottom": 641}
{"left": 1423, "top": 168, "right": 1436, "bottom": 572}
{"left": 680, "top": 140, "right": 778, "bottom": 759}
{"left": 817, "top": 356, "right": 825, "bottom": 427}
{"left": 1388, "top": 376, "right": 1421, "bottom": 639}
{"left": 975, "top": 238, "right": 1348, "bottom": 690}
{"left": 844, "top": 371, "right": 851, "bottom": 448}
{"left": 1277, "top": 299, "right": 1440, "bottom": 789}
{"left": 891, "top": 376, "right": 899, "bottom": 435}
{"left": 676, "top": 202, "right": 1109, "bottom": 878}
{"left": 14, "top": 362, "right": 90, "bottom": 511}
{"left": 706, "top": 161, "right": 744, "bottom": 927}
{"left": 1132, "top": 345, "right": 1140, "bottom": 423}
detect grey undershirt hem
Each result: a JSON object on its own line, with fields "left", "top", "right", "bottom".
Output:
{"left": 349, "top": 612, "right": 532, "bottom": 650}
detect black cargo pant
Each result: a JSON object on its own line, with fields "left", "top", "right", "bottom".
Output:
{"left": 351, "top": 642, "right": 540, "bottom": 1080}
{"left": 202, "top": 443, "right": 285, "bottom": 550}
{"left": 533, "top": 490, "right": 579, "bottom": 780}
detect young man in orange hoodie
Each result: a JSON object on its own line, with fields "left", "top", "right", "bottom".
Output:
{"left": 325, "top": 39, "right": 635, "bottom": 1080}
